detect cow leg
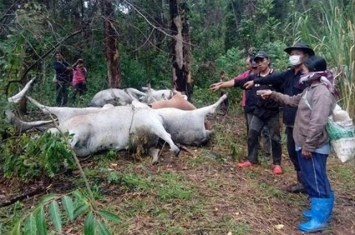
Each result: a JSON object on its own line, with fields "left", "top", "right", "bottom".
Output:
{"left": 205, "top": 94, "right": 228, "bottom": 114}
{"left": 199, "top": 94, "right": 229, "bottom": 116}
{"left": 151, "top": 126, "right": 180, "bottom": 157}
{"left": 148, "top": 147, "right": 160, "bottom": 164}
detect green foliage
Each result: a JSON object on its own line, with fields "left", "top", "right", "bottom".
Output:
{"left": 290, "top": 0, "right": 355, "bottom": 117}
{"left": 1, "top": 132, "right": 75, "bottom": 181}
{"left": 9, "top": 191, "right": 120, "bottom": 235}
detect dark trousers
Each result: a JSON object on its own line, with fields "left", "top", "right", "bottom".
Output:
{"left": 247, "top": 114, "right": 282, "bottom": 165}
{"left": 297, "top": 150, "right": 331, "bottom": 198}
{"left": 72, "top": 83, "right": 87, "bottom": 102}
{"left": 245, "top": 113, "right": 271, "bottom": 157}
{"left": 286, "top": 126, "right": 300, "bottom": 171}
{"left": 56, "top": 82, "right": 68, "bottom": 106}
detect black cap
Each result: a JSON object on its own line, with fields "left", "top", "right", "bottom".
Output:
{"left": 284, "top": 41, "right": 315, "bottom": 56}
{"left": 254, "top": 51, "right": 269, "bottom": 60}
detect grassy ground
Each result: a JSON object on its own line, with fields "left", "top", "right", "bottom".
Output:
{"left": 1, "top": 107, "right": 355, "bottom": 235}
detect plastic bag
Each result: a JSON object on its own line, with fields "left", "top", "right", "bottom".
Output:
{"left": 326, "top": 107, "right": 355, "bottom": 163}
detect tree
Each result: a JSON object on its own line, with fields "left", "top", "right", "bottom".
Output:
{"left": 101, "top": 0, "right": 121, "bottom": 88}
{"left": 170, "top": 0, "right": 192, "bottom": 99}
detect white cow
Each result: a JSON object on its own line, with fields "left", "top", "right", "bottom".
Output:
{"left": 26, "top": 97, "right": 180, "bottom": 164}
{"left": 152, "top": 94, "right": 228, "bottom": 146}
{"left": 141, "top": 86, "right": 173, "bottom": 104}
{"left": 88, "top": 89, "right": 134, "bottom": 107}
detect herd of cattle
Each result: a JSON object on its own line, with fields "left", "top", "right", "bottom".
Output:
{"left": 6, "top": 79, "right": 227, "bottom": 164}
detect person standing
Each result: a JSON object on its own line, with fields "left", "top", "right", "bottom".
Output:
{"left": 211, "top": 51, "right": 282, "bottom": 175}
{"left": 244, "top": 42, "right": 315, "bottom": 192}
{"left": 259, "top": 55, "right": 336, "bottom": 232}
{"left": 71, "top": 58, "right": 88, "bottom": 102}
{"left": 53, "top": 52, "right": 72, "bottom": 106}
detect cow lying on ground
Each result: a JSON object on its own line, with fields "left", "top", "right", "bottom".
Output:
{"left": 88, "top": 88, "right": 140, "bottom": 107}
{"left": 139, "top": 94, "right": 228, "bottom": 146}
{"left": 140, "top": 86, "right": 173, "bottom": 104}
{"left": 26, "top": 96, "right": 180, "bottom": 164}
{"left": 88, "top": 86, "right": 172, "bottom": 107}
{"left": 7, "top": 79, "right": 226, "bottom": 164}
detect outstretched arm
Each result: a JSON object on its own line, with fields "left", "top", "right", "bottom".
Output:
{"left": 209, "top": 78, "right": 235, "bottom": 92}
{"left": 243, "top": 71, "right": 286, "bottom": 89}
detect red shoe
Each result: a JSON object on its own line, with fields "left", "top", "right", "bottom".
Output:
{"left": 272, "top": 165, "right": 283, "bottom": 175}
{"left": 237, "top": 161, "right": 254, "bottom": 168}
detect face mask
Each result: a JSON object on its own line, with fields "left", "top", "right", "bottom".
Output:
{"left": 289, "top": 55, "right": 302, "bottom": 66}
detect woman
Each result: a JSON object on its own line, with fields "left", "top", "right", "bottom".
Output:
{"left": 259, "top": 55, "right": 336, "bottom": 233}
{"left": 71, "top": 58, "right": 88, "bottom": 102}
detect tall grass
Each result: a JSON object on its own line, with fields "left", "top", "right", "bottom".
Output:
{"left": 290, "top": 0, "right": 355, "bottom": 117}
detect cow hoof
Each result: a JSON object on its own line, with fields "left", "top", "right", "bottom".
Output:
{"left": 174, "top": 149, "right": 181, "bottom": 157}
{"left": 152, "top": 160, "right": 159, "bottom": 165}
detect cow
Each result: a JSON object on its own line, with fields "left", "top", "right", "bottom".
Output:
{"left": 88, "top": 88, "right": 137, "bottom": 107}
{"left": 26, "top": 97, "right": 180, "bottom": 164}
{"left": 140, "top": 86, "right": 173, "bottom": 104}
{"left": 151, "top": 94, "right": 228, "bottom": 146}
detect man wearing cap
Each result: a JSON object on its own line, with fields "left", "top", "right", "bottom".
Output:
{"left": 244, "top": 42, "right": 315, "bottom": 192}
{"left": 211, "top": 51, "right": 283, "bottom": 175}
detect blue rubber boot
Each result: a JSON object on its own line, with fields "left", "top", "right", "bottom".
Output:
{"left": 298, "top": 197, "right": 333, "bottom": 233}
{"left": 303, "top": 191, "right": 334, "bottom": 221}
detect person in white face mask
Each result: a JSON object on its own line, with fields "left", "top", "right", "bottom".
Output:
{"left": 242, "top": 41, "right": 315, "bottom": 193}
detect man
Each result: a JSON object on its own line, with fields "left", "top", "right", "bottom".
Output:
{"left": 244, "top": 42, "right": 315, "bottom": 192}
{"left": 211, "top": 51, "right": 282, "bottom": 175}
{"left": 54, "top": 52, "right": 72, "bottom": 106}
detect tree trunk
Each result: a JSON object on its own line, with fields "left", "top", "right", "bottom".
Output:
{"left": 180, "top": 2, "right": 193, "bottom": 100}
{"left": 170, "top": 0, "right": 192, "bottom": 98}
{"left": 101, "top": 0, "right": 121, "bottom": 88}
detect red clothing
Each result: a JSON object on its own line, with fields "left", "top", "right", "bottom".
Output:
{"left": 233, "top": 70, "right": 251, "bottom": 107}
{"left": 72, "top": 66, "right": 87, "bottom": 86}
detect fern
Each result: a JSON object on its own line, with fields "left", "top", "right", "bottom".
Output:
{"left": 9, "top": 190, "right": 120, "bottom": 235}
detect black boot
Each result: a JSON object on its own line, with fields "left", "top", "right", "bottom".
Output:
{"left": 287, "top": 171, "right": 306, "bottom": 193}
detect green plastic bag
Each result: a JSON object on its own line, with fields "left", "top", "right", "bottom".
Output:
{"left": 326, "top": 118, "right": 355, "bottom": 163}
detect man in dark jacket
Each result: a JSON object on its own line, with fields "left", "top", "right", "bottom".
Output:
{"left": 54, "top": 52, "right": 72, "bottom": 106}
{"left": 244, "top": 42, "right": 315, "bottom": 192}
{"left": 211, "top": 51, "right": 283, "bottom": 175}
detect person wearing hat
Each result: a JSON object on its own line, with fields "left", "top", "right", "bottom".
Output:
{"left": 211, "top": 51, "right": 283, "bottom": 175}
{"left": 243, "top": 41, "right": 315, "bottom": 192}
{"left": 258, "top": 55, "right": 336, "bottom": 233}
